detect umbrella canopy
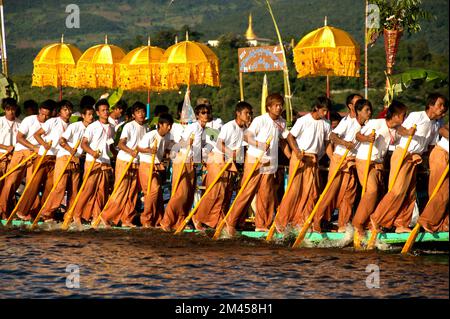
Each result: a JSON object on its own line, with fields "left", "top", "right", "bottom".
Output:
{"left": 293, "top": 21, "right": 360, "bottom": 78}
{"left": 32, "top": 35, "right": 82, "bottom": 88}
{"left": 162, "top": 33, "right": 220, "bottom": 89}
{"left": 75, "top": 35, "right": 126, "bottom": 89}
{"left": 118, "top": 38, "right": 166, "bottom": 91}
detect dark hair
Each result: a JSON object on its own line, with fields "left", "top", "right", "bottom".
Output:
{"left": 329, "top": 111, "right": 342, "bottom": 123}
{"left": 95, "top": 99, "right": 110, "bottom": 111}
{"left": 235, "top": 101, "right": 253, "bottom": 115}
{"left": 346, "top": 93, "right": 363, "bottom": 107}
{"left": 57, "top": 100, "right": 74, "bottom": 114}
{"left": 2, "top": 97, "right": 18, "bottom": 109}
{"left": 40, "top": 99, "right": 57, "bottom": 112}
{"left": 386, "top": 100, "right": 407, "bottom": 120}
{"left": 80, "top": 95, "right": 96, "bottom": 109}
{"left": 154, "top": 104, "right": 169, "bottom": 117}
{"left": 265, "top": 93, "right": 284, "bottom": 111}
{"left": 426, "top": 93, "right": 448, "bottom": 111}
{"left": 23, "top": 99, "right": 38, "bottom": 112}
{"left": 131, "top": 101, "right": 146, "bottom": 114}
{"left": 194, "top": 103, "right": 212, "bottom": 116}
{"left": 354, "top": 98, "right": 373, "bottom": 114}
{"left": 113, "top": 99, "right": 128, "bottom": 111}
{"left": 311, "top": 96, "right": 332, "bottom": 112}
{"left": 81, "top": 105, "right": 95, "bottom": 115}
{"left": 158, "top": 112, "right": 174, "bottom": 126}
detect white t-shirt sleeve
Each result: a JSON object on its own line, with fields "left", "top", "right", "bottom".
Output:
{"left": 83, "top": 124, "right": 94, "bottom": 143}
{"left": 61, "top": 124, "right": 74, "bottom": 140}
{"left": 18, "top": 116, "right": 31, "bottom": 135}
{"left": 401, "top": 113, "right": 416, "bottom": 129}
{"left": 289, "top": 118, "right": 303, "bottom": 138}
{"left": 332, "top": 118, "right": 348, "bottom": 136}
{"left": 119, "top": 123, "right": 131, "bottom": 141}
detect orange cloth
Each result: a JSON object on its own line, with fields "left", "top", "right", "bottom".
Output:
{"left": 371, "top": 148, "right": 422, "bottom": 229}
{"left": 139, "top": 162, "right": 165, "bottom": 227}
{"left": 418, "top": 145, "right": 449, "bottom": 232}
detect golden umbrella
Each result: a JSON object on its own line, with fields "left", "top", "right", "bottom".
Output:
{"left": 118, "top": 37, "right": 166, "bottom": 118}
{"left": 162, "top": 32, "right": 220, "bottom": 89}
{"left": 75, "top": 35, "right": 126, "bottom": 89}
{"left": 293, "top": 17, "right": 360, "bottom": 97}
{"left": 31, "top": 34, "right": 82, "bottom": 99}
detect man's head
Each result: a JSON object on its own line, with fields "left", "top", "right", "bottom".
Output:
{"left": 110, "top": 99, "right": 127, "bottom": 119}
{"left": 426, "top": 93, "right": 448, "bottom": 120}
{"left": 23, "top": 99, "right": 38, "bottom": 116}
{"left": 95, "top": 99, "right": 110, "bottom": 121}
{"left": 386, "top": 100, "right": 407, "bottom": 127}
{"left": 329, "top": 111, "right": 342, "bottom": 129}
{"left": 311, "top": 96, "right": 331, "bottom": 119}
{"left": 38, "top": 99, "right": 56, "bottom": 123}
{"left": 157, "top": 112, "right": 174, "bottom": 136}
{"left": 2, "top": 98, "right": 18, "bottom": 120}
{"left": 196, "top": 97, "right": 211, "bottom": 107}
{"left": 346, "top": 93, "right": 363, "bottom": 113}
{"left": 265, "top": 93, "right": 284, "bottom": 118}
{"left": 195, "top": 103, "right": 212, "bottom": 124}
{"left": 57, "top": 100, "right": 74, "bottom": 122}
{"left": 235, "top": 101, "right": 252, "bottom": 126}
{"left": 80, "top": 95, "right": 96, "bottom": 109}
{"left": 154, "top": 104, "right": 169, "bottom": 117}
{"left": 81, "top": 105, "right": 95, "bottom": 125}
{"left": 354, "top": 98, "right": 373, "bottom": 123}
{"left": 131, "top": 101, "right": 147, "bottom": 124}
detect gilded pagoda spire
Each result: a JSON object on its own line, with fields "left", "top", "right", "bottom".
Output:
{"left": 245, "top": 13, "right": 257, "bottom": 40}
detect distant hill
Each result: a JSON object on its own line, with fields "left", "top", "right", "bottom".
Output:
{"left": 4, "top": 0, "right": 449, "bottom": 75}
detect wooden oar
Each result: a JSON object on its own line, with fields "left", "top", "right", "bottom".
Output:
{"left": 366, "top": 124, "right": 416, "bottom": 250}
{"left": 146, "top": 139, "right": 159, "bottom": 198}
{"left": 292, "top": 149, "right": 350, "bottom": 248}
{"left": 91, "top": 149, "right": 139, "bottom": 228}
{"left": 61, "top": 151, "right": 99, "bottom": 230}
{"left": 5, "top": 142, "right": 52, "bottom": 226}
{"left": 213, "top": 135, "right": 273, "bottom": 240}
{"left": 175, "top": 157, "right": 234, "bottom": 234}
{"left": 171, "top": 133, "right": 194, "bottom": 197}
{"left": 266, "top": 152, "right": 303, "bottom": 241}
{"left": 30, "top": 140, "right": 81, "bottom": 230}
{"left": 354, "top": 129, "right": 375, "bottom": 250}
{"left": 0, "top": 152, "right": 37, "bottom": 182}
{"left": 401, "top": 164, "right": 449, "bottom": 254}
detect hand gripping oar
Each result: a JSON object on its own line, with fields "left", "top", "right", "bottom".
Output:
{"left": 292, "top": 148, "right": 350, "bottom": 248}
{"left": 0, "top": 152, "right": 37, "bottom": 182}
{"left": 367, "top": 124, "right": 416, "bottom": 250}
{"left": 171, "top": 133, "right": 195, "bottom": 197}
{"left": 175, "top": 157, "right": 234, "bottom": 234}
{"left": 92, "top": 149, "right": 139, "bottom": 228}
{"left": 61, "top": 151, "right": 99, "bottom": 230}
{"left": 266, "top": 151, "right": 304, "bottom": 241}
{"left": 0, "top": 150, "right": 11, "bottom": 161}
{"left": 354, "top": 129, "right": 375, "bottom": 250}
{"left": 5, "top": 142, "right": 52, "bottom": 226}
{"left": 213, "top": 135, "right": 273, "bottom": 240}
{"left": 30, "top": 139, "right": 81, "bottom": 230}
{"left": 401, "top": 164, "right": 449, "bottom": 254}
{"left": 146, "top": 139, "right": 159, "bottom": 199}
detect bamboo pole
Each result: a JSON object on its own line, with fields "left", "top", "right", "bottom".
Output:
{"left": 0, "top": 150, "right": 10, "bottom": 161}
{"left": 0, "top": 153, "right": 37, "bottom": 182}
{"left": 6, "top": 142, "right": 52, "bottom": 226}
{"left": 401, "top": 165, "right": 449, "bottom": 254}
{"left": 239, "top": 72, "right": 244, "bottom": 101}
{"left": 0, "top": 0, "right": 8, "bottom": 76}
{"left": 213, "top": 135, "right": 273, "bottom": 240}
{"left": 292, "top": 149, "right": 349, "bottom": 248}
{"left": 30, "top": 140, "right": 81, "bottom": 230}
{"left": 364, "top": 0, "right": 369, "bottom": 99}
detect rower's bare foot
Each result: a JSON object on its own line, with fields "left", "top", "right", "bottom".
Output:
{"left": 122, "top": 222, "right": 136, "bottom": 228}
{"left": 337, "top": 226, "right": 347, "bottom": 233}
{"left": 17, "top": 212, "right": 31, "bottom": 221}
{"left": 255, "top": 227, "right": 269, "bottom": 232}
{"left": 395, "top": 226, "right": 412, "bottom": 233}
{"left": 192, "top": 217, "right": 206, "bottom": 231}
{"left": 160, "top": 225, "right": 172, "bottom": 232}
{"left": 225, "top": 225, "right": 236, "bottom": 237}
{"left": 142, "top": 223, "right": 151, "bottom": 229}
{"left": 73, "top": 217, "right": 82, "bottom": 227}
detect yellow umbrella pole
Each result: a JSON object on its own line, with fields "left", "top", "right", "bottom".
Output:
{"left": 175, "top": 158, "right": 233, "bottom": 235}
{"left": 292, "top": 149, "right": 349, "bottom": 248}
{"left": 5, "top": 142, "right": 52, "bottom": 226}
{"left": 0, "top": 153, "right": 37, "bottom": 182}
{"left": 213, "top": 136, "right": 273, "bottom": 240}
{"left": 266, "top": 153, "right": 303, "bottom": 242}
{"left": 92, "top": 150, "right": 139, "bottom": 228}
{"left": 401, "top": 164, "right": 449, "bottom": 254}
{"left": 171, "top": 133, "right": 194, "bottom": 197}
{"left": 354, "top": 129, "right": 375, "bottom": 250}
{"left": 61, "top": 151, "right": 99, "bottom": 230}
{"left": 30, "top": 140, "right": 81, "bottom": 230}
{"left": 367, "top": 125, "right": 416, "bottom": 250}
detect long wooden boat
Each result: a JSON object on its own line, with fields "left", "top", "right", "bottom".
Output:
{"left": 1, "top": 219, "right": 448, "bottom": 248}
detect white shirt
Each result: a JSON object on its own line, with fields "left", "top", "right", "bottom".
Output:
{"left": 289, "top": 113, "right": 331, "bottom": 155}
{"left": 213, "top": 120, "right": 246, "bottom": 163}
{"left": 170, "top": 122, "right": 185, "bottom": 143}
{"left": 356, "top": 119, "right": 397, "bottom": 163}
{"left": 138, "top": 130, "right": 172, "bottom": 164}
{"left": 181, "top": 122, "right": 207, "bottom": 163}
{"left": 117, "top": 121, "right": 148, "bottom": 163}
{"left": 206, "top": 118, "right": 223, "bottom": 131}
{"left": 397, "top": 111, "right": 441, "bottom": 155}
{"left": 246, "top": 113, "right": 289, "bottom": 174}
{"left": 0, "top": 116, "right": 21, "bottom": 153}
{"left": 332, "top": 115, "right": 362, "bottom": 157}
{"left": 38, "top": 117, "right": 69, "bottom": 156}
{"left": 108, "top": 116, "right": 124, "bottom": 130}
{"left": 437, "top": 136, "right": 449, "bottom": 153}
{"left": 57, "top": 121, "right": 88, "bottom": 158}
{"left": 14, "top": 115, "right": 44, "bottom": 152}
{"left": 84, "top": 120, "right": 115, "bottom": 164}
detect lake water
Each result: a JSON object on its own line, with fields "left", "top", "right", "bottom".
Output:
{"left": 0, "top": 225, "right": 448, "bottom": 299}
